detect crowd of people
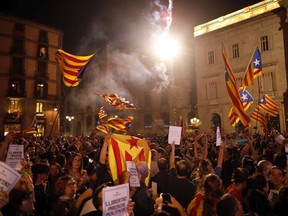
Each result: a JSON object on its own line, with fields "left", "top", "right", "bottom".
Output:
{"left": 0, "top": 128, "right": 287, "bottom": 216}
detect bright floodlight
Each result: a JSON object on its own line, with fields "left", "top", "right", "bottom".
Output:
{"left": 154, "top": 34, "right": 180, "bottom": 60}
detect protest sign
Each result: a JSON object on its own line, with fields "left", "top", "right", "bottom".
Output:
{"left": 168, "top": 126, "right": 182, "bottom": 145}
{"left": 5, "top": 144, "right": 24, "bottom": 170}
{"left": 0, "top": 161, "right": 21, "bottom": 192}
{"left": 216, "top": 126, "right": 222, "bottom": 146}
{"left": 126, "top": 161, "right": 140, "bottom": 187}
{"left": 103, "top": 183, "right": 129, "bottom": 216}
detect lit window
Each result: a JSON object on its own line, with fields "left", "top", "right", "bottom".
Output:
{"left": 36, "top": 102, "right": 43, "bottom": 113}
{"left": 208, "top": 51, "right": 215, "bottom": 64}
{"left": 260, "top": 36, "right": 269, "bottom": 52}
{"left": 10, "top": 100, "right": 20, "bottom": 112}
{"left": 232, "top": 44, "right": 239, "bottom": 58}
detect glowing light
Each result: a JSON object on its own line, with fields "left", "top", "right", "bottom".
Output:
{"left": 154, "top": 34, "right": 180, "bottom": 60}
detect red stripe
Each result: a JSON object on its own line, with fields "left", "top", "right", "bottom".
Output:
{"left": 57, "top": 50, "right": 92, "bottom": 63}
{"left": 139, "top": 149, "right": 145, "bottom": 161}
{"left": 111, "top": 137, "right": 124, "bottom": 184}
{"left": 125, "top": 151, "right": 132, "bottom": 161}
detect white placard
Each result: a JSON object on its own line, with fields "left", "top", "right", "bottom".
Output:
{"left": 126, "top": 161, "right": 140, "bottom": 187}
{"left": 0, "top": 161, "right": 21, "bottom": 192}
{"left": 5, "top": 144, "right": 24, "bottom": 170}
{"left": 216, "top": 126, "right": 222, "bottom": 146}
{"left": 275, "top": 134, "right": 285, "bottom": 144}
{"left": 168, "top": 126, "right": 182, "bottom": 145}
{"left": 103, "top": 183, "right": 129, "bottom": 216}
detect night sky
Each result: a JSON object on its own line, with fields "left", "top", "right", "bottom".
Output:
{"left": 1, "top": 0, "right": 262, "bottom": 53}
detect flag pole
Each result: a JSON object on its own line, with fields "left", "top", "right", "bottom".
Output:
{"left": 48, "top": 49, "right": 99, "bottom": 137}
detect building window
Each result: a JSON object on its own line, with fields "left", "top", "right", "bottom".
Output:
{"left": 37, "top": 45, "right": 48, "bottom": 59}
{"left": 232, "top": 44, "right": 239, "bottom": 58}
{"left": 34, "top": 82, "right": 47, "bottom": 98}
{"left": 259, "top": 72, "right": 274, "bottom": 92}
{"left": 15, "top": 23, "right": 24, "bottom": 32}
{"left": 8, "top": 78, "right": 25, "bottom": 97}
{"left": 37, "top": 61, "right": 47, "bottom": 76}
{"left": 39, "top": 30, "right": 48, "bottom": 43}
{"left": 9, "top": 100, "right": 20, "bottom": 112}
{"left": 36, "top": 102, "right": 43, "bottom": 113}
{"left": 206, "top": 82, "right": 217, "bottom": 99}
{"left": 260, "top": 35, "right": 269, "bottom": 51}
{"left": 12, "top": 38, "right": 24, "bottom": 54}
{"left": 11, "top": 57, "right": 24, "bottom": 75}
{"left": 208, "top": 51, "right": 215, "bottom": 64}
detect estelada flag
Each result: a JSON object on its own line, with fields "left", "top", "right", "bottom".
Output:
{"left": 107, "top": 134, "right": 151, "bottom": 185}
{"left": 56, "top": 49, "right": 95, "bottom": 87}
{"left": 96, "top": 93, "right": 139, "bottom": 110}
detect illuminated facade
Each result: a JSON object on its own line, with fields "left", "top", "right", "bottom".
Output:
{"left": 0, "top": 15, "right": 63, "bottom": 136}
{"left": 194, "top": 0, "right": 288, "bottom": 133}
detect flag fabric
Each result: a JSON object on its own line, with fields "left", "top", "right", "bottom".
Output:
{"left": 222, "top": 47, "right": 250, "bottom": 127}
{"left": 228, "top": 88, "right": 254, "bottom": 126}
{"left": 178, "top": 115, "right": 187, "bottom": 136}
{"left": 98, "top": 106, "right": 107, "bottom": 119}
{"left": 106, "top": 116, "right": 134, "bottom": 131}
{"left": 242, "top": 47, "right": 262, "bottom": 88}
{"left": 55, "top": 49, "right": 95, "bottom": 87}
{"left": 107, "top": 134, "right": 151, "bottom": 185}
{"left": 250, "top": 106, "right": 267, "bottom": 129}
{"left": 96, "top": 93, "right": 139, "bottom": 110}
{"left": 23, "top": 116, "right": 38, "bottom": 134}
{"left": 258, "top": 94, "right": 280, "bottom": 117}
{"left": 96, "top": 116, "right": 134, "bottom": 134}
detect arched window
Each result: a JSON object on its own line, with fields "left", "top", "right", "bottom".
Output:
{"left": 211, "top": 113, "right": 221, "bottom": 132}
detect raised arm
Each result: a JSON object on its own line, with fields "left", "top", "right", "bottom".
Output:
{"left": 170, "top": 142, "right": 175, "bottom": 169}
{"left": 203, "top": 134, "right": 208, "bottom": 160}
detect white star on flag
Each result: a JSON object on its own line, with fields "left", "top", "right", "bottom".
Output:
{"left": 254, "top": 59, "right": 260, "bottom": 66}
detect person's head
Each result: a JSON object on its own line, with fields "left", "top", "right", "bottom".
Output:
{"left": 217, "top": 193, "right": 243, "bottom": 216}
{"left": 136, "top": 161, "right": 149, "bottom": 183}
{"left": 31, "top": 163, "right": 50, "bottom": 183}
{"left": 8, "top": 188, "right": 35, "bottom": 214}
{"left": 257, "top": 160, "right": 272, "bottom": 180}
{"left": 49, "top": 162, "right": 62, "bottom": 178}
{"left": 269, "top": 166, "right": 285, "bottom": 189}
{"left": 231, "top": 167, "right": 249, "bottom": 185}
{"left": 157, "top": 158, "right": 168, "bottom": 171}
{"left": 202, "top": 173, "right": 222, "bottom": 197}
{"left": 274, "top": 153, "right": 287, "bottom": 170}
{"left": 55, "top": 175, "right": 77, "bottom": 197}
{"left": 246, "top": 189, "right": 271, "bottom": 216}
{"left": 197, "top": 159, "right": 214, "bottom": 179}
{"left": 26, "top": 143, "right": 35, "bottom": 156}
{"left": 68, "top": 153, "right": 83, "bottom": 172}
{"left": 50, "top": 144, "right": 59, "bottom": 155}
{"left": 254, "top": 174, "right": 269, "bottom": 193}
{"left": 92, "top": 182, "right": 111, "bottom": 212}
{"left": 151, "top": 149, "right": 159, "bottom": 161}
{"left": 241, "top": 156, "right": 255, "bottom": 176}
{"left": 175, "top": 159, "right": 189, "bottom": 177}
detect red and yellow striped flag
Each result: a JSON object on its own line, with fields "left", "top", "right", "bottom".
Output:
{"left": 56, "top": 49, "right": 95, "bottom": 87}
{"left": 107, "top": 134, "right": 151, "bottom": 185}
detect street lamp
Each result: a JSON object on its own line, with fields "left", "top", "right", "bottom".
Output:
{"left": 190, "top": 117, "right": 201, "bottom": 129}
{"left": 66, "top": 116, "right": 74, "bottom": 121}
